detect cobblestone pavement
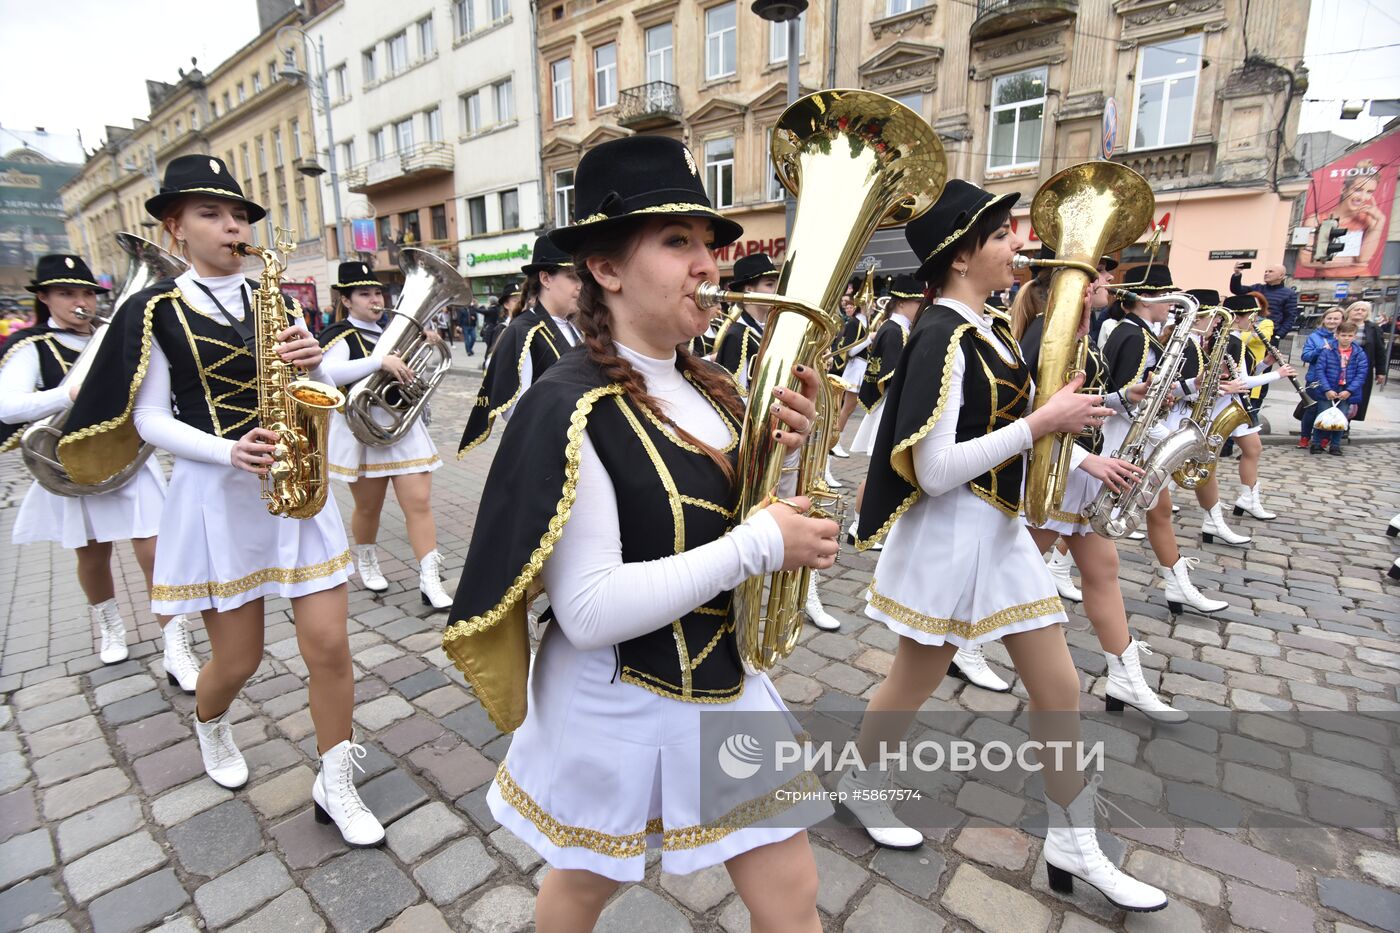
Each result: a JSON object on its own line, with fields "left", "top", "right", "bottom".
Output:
{"left": 2, "top": 362, "right": 1398, "bottom": 933}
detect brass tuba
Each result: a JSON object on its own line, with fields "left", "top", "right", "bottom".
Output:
{"left": 1172, "top": 309, "right": 1250, "bottom": 488}
{"left": 1019, "top": 161, "right": 1155, "bottom": 527}
{"left": 344, "top": 248, "right": 464, "bottom": 446}
{"left": 695, "top": 89, "right": 946, "bottom": 673}
{"left": 21, "top": 233, "right": 185, "bottom": 496}
{"left": 235, "top": 233, "right": 344, "bottom": 519}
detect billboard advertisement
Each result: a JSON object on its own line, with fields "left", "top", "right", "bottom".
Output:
{"left": 0, "top": 156, "right": 79, "bottom": 288}
{"left": 1294, "top": 128, "right": 1400, "bottom": 279}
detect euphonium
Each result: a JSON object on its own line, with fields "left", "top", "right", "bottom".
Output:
{"left": 344, "top": 248, "right": 464, "bottom": 446}
{"left": 21, "top": 233, "right": 185, "bottom": 496}
{"left": 234, "top": 233, "right": 344, "bottom": 519}
{"left": 1018, "top": 161, "right": 1155, "bottom": 527}
{"left": 695, "top": 89, "right": 946, "bottom": 673}
{"left": 1172, "top": 308, "right": 1248, "bottom": 489}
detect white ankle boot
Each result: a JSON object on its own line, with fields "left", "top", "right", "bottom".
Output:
{"left": 949, "top": 644, "right": 1010, "bottom": 692}
{"left": 162, "top": 615, "right": 200, "bottom": 694}
{"left": 194, "top": 708, "right": 248, "bottom": 789}
{"left": 1043, "top": 778, "right": 1168, "bottom": 912}
{"left": 1045, "top": 548, "right": 1082, "bottom": 602}
{"left": 1202, "top": 503, "right": 1251, "bottom": 546}
{"left": 356, "top": 544, "right": 388, "bottom": 592}
{"left": 418, "top": 549, "right": 452, "bottom": 610}
{"left": 836, "top": 765, "right": 924, "bottom": 850}
{"left": 312, "top": 739, "right": 385, "bottom": 847}
{"left": 823, "top": 461, "right": 844, "bottom": 489}
{"left": 846, "top": 513, "right": 882, "bottom": 550}
{"left": 92, "top": 599, "right": 128, "bottom": 665}
{"left": 831, "top": 444, "right": 850, "bottom": 459}
{"left": 1103, "top": 640, "right": 1187, "bottom": 723}
{"left": 1160, "top": 557, "right": 1227, "bottom": 614}
{"left": 1232, "top": 483, "right": 1276, "bottom": 521}
{"left": 1387, "top": 512, "right": 1400, "bottom": 537}
{"left": 804, "top": 572, "right": 841, "bottom": 631}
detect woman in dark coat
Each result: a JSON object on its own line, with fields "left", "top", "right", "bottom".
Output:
{"left": 1345, "top": 302, "right": 1387, "bottom": 421}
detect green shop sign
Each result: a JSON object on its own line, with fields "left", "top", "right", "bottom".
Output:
{"left": 464, "top": 243, "right": 531, "bottom": 267}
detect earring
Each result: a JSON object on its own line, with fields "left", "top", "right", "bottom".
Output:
{"left": 957, "top": 267, "right": 967, "bottom": 278}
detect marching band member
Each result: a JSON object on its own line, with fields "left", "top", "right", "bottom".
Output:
{"left": 829, "top": 292, "right": 869, "bottom": 457}
{"left": 459, "top": 236, "right": 580, "bottom": 454}
{"left": 319, "top": 262, "right": 452, "bottom": 609}
{"left": 1, "top": 254, "right": 192, "bottom": 678}
{"left": 1101, "top": 269, "right": 1228, "bottom": 614}
{"left": 842, "top": 180, "right": 1166, "bottom": 912}
{"left": 1221, "top": 294, "right": 1296, "bottom": 520}
{"left": 442, "top": 136, "right": 837, "bottom": 932}
{"left": 713, "top": 252, "right": 778, "bottom": 391}
{"left": 58, "top": 156, "right": 383, "bottom": 846}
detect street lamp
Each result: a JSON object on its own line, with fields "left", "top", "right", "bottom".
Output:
{"left": 276, "top": 25, "right": 346, "bottom": 259}
{"left": 750, "top": 0, "right": 808, "bottom": 237}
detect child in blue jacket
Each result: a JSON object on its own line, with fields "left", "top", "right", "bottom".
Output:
{"left": 1308, "top": 322, "right": 1369, "bottom": 456}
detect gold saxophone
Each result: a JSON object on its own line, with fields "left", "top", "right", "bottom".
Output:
{"left": 695, "top": 89, "right": 946, "bottom": 673}
{"left": 234, "top": 233, "right": 344, "bottom": 519}
{"left": 1171, "top": 309, "right": 1251, "bottom": 489}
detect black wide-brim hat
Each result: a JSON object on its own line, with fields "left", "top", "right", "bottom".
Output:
{"left": 549, "top": 136, "right": 743, "bottom": 254}
{"left": 1223, "top": 293, "right": 1263, "bottom": 314}
{"left": 520, "top": 234, "right": 575, "bottom": 276}
{"left": 1119, "top": 263, "right": 1174, "bottom": 293}
{"left": 146, "top": 154, "right": 267, "bottom": 223}
{"left": 1031, "top": 244, "right": 1118, "bottom": 272}
{"left": 26, "top": 254, "right": 108, "bottom": 293}
{"left": 729, "top": 252, "right": 779, "bottom": 289}
{"left": 1185, "top": 288, "right": 1221, "bottom": 308}
{"left": 906, "top": 179, "right": 1020, "bottom": 282}
{"left": 887, "top": 273, "right": 925, "bottom": 300}
{"left": 332, "top": 261, "right": 383, "bottom": 291}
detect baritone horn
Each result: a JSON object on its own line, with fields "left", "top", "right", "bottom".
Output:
{"left": 344, "top": 248, "right": 465, "bottom": 446}
{"left": 695, "top": 89, "right": 946, "bottom": 673}
{"left": 1020, "top": 161, "right": 1155, "bottom": 528}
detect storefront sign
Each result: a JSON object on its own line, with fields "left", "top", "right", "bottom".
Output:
{"left": 1385, "top": 285, "right": 1399, "bottom": 298}
{"left": 713, "top": 237, "right": 787, "bottom": 264}
{"left": 464, "top": 243, "right": 530, "bottom": 267}
{"left": 1208, "top": 249, "right": 1257, "bottom": 260}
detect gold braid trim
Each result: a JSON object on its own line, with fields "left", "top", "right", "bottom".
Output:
{"left": 619, "top": 667, "right": 745, "bottom": 702}
{"left": 455, "top": 321, "right": 548, "bottom": 460}
{"left": 575, "top": 202, "right": 721, "bottom": 226}
{"left": 922, "top": 194, "right": 1015, "bottom": 263}
{"left": 33, "top": 277, "right": 103, "bottom": 289}
{"left": 151, "top": 550, "right": 352, "bottom": 602}
{"left": 327, "top": 454, "right": 441, "bottom": 477}
{"left": 868, "top": 580, "right": 1064, "bottom": 640}
{"left": 889, "top": 322, "right": 968, "bottom": 487}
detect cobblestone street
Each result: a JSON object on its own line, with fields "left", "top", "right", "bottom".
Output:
{"left": 1, "top": 364, "right": 1397, "bottom": 933}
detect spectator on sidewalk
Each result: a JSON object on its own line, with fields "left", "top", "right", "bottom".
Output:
{"left": 1345, "top": 301, "right": 1388, "bottom": 422}
{"left": 1230, "top": 262, "right": 1298, "bottom": 341}
{"left": 458, "top": 303, "right": 478, "bottom": 356}
{"left": 1298, "top": 307, "right": 1344, "bottom": 448}
{"left": 1307, "top": 321, "right": 1368, "bottom": 456}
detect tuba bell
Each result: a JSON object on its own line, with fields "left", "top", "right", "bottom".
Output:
{"left": 21, "top": 232, "right": 185, "bottom": 496}
{"left": 344, "top": 248, "right": 465, "bottom": 446}
{"left": 695, "top": 89, "right": 946, "bottom": 673}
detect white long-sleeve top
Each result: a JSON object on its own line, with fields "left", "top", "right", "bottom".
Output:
{"left": 0, "top": 330, "right": 87, "bottom": 425}
{"left": 320, "top": 320, "right": 387, "bottom": 387}
{"left": 540, "top": 341, "right": 785, "bottom": 652}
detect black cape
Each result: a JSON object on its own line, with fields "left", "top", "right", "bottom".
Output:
{"left": 858, "top": 316, "right": 910, "bottom": 411}
{"left": 458, "top": 307, "right": 570, "bottom": 455}
{"left": 0, "top": 325, "right": 80, "bottom": 453}
{"left": 713, "top": 312, "right": 763, "bottom": 387}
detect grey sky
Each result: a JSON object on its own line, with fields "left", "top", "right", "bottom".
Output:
{"left": 1299, "top": 0, "right": 1399, "bottom": 141}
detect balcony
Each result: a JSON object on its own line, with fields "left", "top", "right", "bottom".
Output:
{"left": 344, "top": 142, "right": 454, "bottom": 194}
{"left": 617, "top": 81, "right": 681, "bottom": 130}
{"left": 971, "top": 0, "right": 1077, "bottom": 42}
{"left": 1114, "top": 141, "right": 1216, "bottom": 185}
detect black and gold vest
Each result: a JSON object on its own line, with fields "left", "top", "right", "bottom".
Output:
{"left": 0, "top": 327, "right": 82, "bottom": 452}
{"left": 950, "top": 319, "right": 1033, "bottom": 515}
{"left": 318, "top": 318, "right": 378, "bottom": 359}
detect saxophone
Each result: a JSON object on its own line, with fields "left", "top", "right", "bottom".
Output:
{"left": 1172, "top": 309, "right": 1250, "bottom": 489}
{"left": 233, "top": 234, "right": 344, "bottom": 519}
{"left": 1083, "top": 292, "right": 1209, "bottom": 538}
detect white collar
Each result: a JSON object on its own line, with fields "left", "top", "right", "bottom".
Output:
{"left": 616, "top": 340, "right": 683, "bottom": 391}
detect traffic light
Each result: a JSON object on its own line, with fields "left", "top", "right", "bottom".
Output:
{"left": 1312, "top": 219, "right": 1347, "bottom": 262}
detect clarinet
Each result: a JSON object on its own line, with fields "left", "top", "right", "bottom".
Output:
{"left": 1249, "top": 320, "right": 1314, "bottom": 408}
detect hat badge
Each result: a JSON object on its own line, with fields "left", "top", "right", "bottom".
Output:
{"left": 210, "top": 159, "right": 221, "bottom": 174}
{"left": 361, "top": 264, "right": 368, "bottom": 274}
{"left": 682, "top": 147, "right": 698, "bottom": 177}
{"left": 64, "top": 257, "right": 75, "bottom": 269}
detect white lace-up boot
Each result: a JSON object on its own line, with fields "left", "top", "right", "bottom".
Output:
{"left": 1045, "top": 548, "right": 1082, "bottom": 602}
{"left": 355, "top": 544, "right": 388, "bottom": 592}
{"left": 92, "top": 599, "right": 128, "bottom": 665}
{"left": 1201, "top": 503, "right": 1251, "bottom": 546}
{"left": 162, "top": 615, "right": 200, "bottom": 694}
{"left": 194, "top": 708, "right": 248, "bottom": 789}
{"left": 831, "top": 444, "right": 850, "bottom": 459}
{"left": 1103, "top": 640, "right": 1187, "bottom": 723}
{"left": 949, "top": 644, "right": 1010, "bottom": 692}
{"left": 823, "top": 461, "right": 844, "bottom": 489}
{"left": 1232, "top": 483, "right": 1276, "bottom": 521}
{"left": 418, "top": 549, "right": 452, "bottom": 610}
{"left": 1043, "top": 779, "right": 1168, "bottom": 912}
{"left": 312, "top": 739, "right": 385, "bottom": 846}
{"left": 836, "top": 764, "right": 924, "bottom": 850}
{"left": 804, "top": 572, "right": 841, "bottom": 631}
{"left": 1159, "top": 557, "right": 1227, "bottom": 614}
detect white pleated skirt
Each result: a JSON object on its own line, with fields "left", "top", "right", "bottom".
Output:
{"left": 1030, "top": 456, "right": 1101, "bottom": 538}
{"left": 487, "top": 625, "right": 831, "bottom": 883}
{"left": 1209, "top": 395, "right": 1262, "bottom": 438}
{"left": 850, "top": 397, "right": 885, "bottom": 455}
{"left": 150, "top": 457, "right": 351, "bottom": 615}
{"left": 840, "top": 357, "right": 868, "bottom": 390}
{"left": 326, "top": 411, "right": 441, "bottom": 482}
{"left": 12, "top": 457, "right": 166, "bottom": 549}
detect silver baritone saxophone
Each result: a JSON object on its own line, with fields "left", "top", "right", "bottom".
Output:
{"left": 344, "top": 248, "right": 464, "bottom": 446}
{"left": 1083, "top": 292, "right": 1209, "bottom": 538}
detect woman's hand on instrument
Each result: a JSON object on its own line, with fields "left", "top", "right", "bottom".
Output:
{"left": 276, "top": 323, "right": 323, "bottom": 370}
{"left": 1027, "top": 374, "right": 1113, "bottom": 438}
{"left": 1078, "top": 454, "right": 1144, "bottom": 494}
{"left": 68, "top": 379, "right": 83, "bottom": 402}
{"left": 764, "top": 495, "right": 841, "bottom": 571}
{"left": 231, "top": 427, "right": 280, "bottom": 475}
{"left": 424, "top": 329, "right": 444, "bottom": 347}
{"left": 1277, "top": 363, "right": 1297, "bottom": 378}
{"left": 380, "top": 353, "right": 415, "bottom": 383}
{"left": 1219, "top": 378, "right": 1248, "bottom": 395}
{"left": 1126, "top": 379, "right": 1151, "bottom": 404}
{"left": 769, "top": 363, "right": 822, "bottom": 450}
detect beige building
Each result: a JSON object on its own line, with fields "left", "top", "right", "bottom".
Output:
{"left": 62, "top": 2, "right": 331, "bottom": 310}
{"left": 536, "top": 0, "right": 1310, "bottom": 288}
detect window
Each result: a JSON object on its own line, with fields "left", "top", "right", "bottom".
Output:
{"left": 425, "top": 106, "right": 443, "bottom": 142}
{"left": 765, "top": 141, "right": 785, "bottom": 202}
{"left": 769, "top": 13, "right": 805, "bottom": 64}
{"left": 705, "top": 3, "right": 737, "bottom": 80}
{"left": 490, "top": 0, "right": 509, "bottom": 22}
{"left": 252, "top": 72, "right": 262, "bottom": 94}
{"left": 494, "top": 78, "right": 515, "bottom": 123}
{"left": 394, "top": 117, "right": 414, "bottom": 152}
{"left": 646, "top": 23, "right": 674, "bottom": 83}
{"left": 463, "top": 90, "right": 484, "bottom": 133}
{"left": 190, "top": 108, "right": 199, "bottom": 130}
{"left": 237, "top": 82, "right": 246, "bottom": 103}
{"left": 240, "top": 143, "right": 251, "bottom": 179}
{"left": 704, "top": 137, "right": 734, "bottom": 209}
{"left": 988, "top": 68, "right": 1046, "bottom": 170}
{"left": 500, "top": 189, "right": 520, "bottom": 230}
{"left": 377, "top": 216, "right": 392, "bottom": 248}
{"left": 273, "top": 128, "right": 284, "bottom": 167}
{"left": 256, "top": 136, "right": 267, "bottom": 173}
{"left": 298, "top": 198, "right": 310, "bottom": 237}
{"left": 1132, "top": 35, "right": 1202, "bottom": 150}
{"left": 332, "top": 64, "right": 349, "bottom": 99}
{"left": 290, "top": 118, "right": 302, "bottom": 158}
{"left": 268, "top": 62, "right": 278, "bottom": 85}
{"left": 371, "top": 127, "right": 388, "bottom": 160}
{"left": 159, "top": 128, "right": 168, "bottom": 146}
{"left": 417, "top": 16, "right": 435, "bottom": 57}
{"left": 431, "top": 204, "right": 448, "bottom": 241}
{"left": 211, "top": 100, "right": 219, "bottom": 119}
{"left": 886, "top": 0, "right": 926, "bottom": 13}
{"left": 893, "top": 91, "right": 923, "bottom": 116}
{"left": 362, "top": 47, "right": 378, "bottom": 83}
{"left": 551, "top": 58, "right": 573, "bottom": 121}
{"left": 554, "top": 168, "right": 575, "bottom": 225}
{"left": 279, "top": 204, "right": 291, "bottom": 234}
{"left": 594, "top": 43, "right": 618, "bottom": 109}
{"left": 454, "top": 0, "right": 475, "bottom": 37}
{"left": 174, "top": 118, "right": 183, "bottom": 137}
{"left": 339, "top": 140, "right": 356, "bottom": 168}
{"left": 387, "top": 32, "right": 409, "bottom": 74}
{"left": 400, "top": 210, "right": 421, "bottom": 244}
{"left": 223, "top": 91, "right": 232, "bottom": 112}
{"left": 467, "top": 195, "right": 488, "bottom": 235}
